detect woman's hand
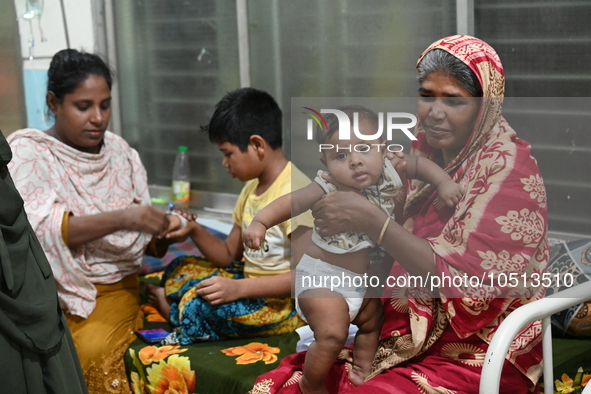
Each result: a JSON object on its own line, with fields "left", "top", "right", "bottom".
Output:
{"left": 164, "top": 220, "right": 198, "bottom": 243}
{"left": 67, "top": 205, "right": 170, "bottom": 249}
{"left": 311, "top": 184, "right": 381, "bottom": 237}
{"left": 170, "top": 205, "right": 198, "bottom": 221}
{"left": 163, "top": 214, "right": 182, "bottom": 234}
{"left": 120, "top": 206, "right": 169, "bottom": 235}
{"left": 161, "top": 206, "right": 198, "bottom": 241}
{"left": 196, "top": 276, "right": 242, "bottom": 305}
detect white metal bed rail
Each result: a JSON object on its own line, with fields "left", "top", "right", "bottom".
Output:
{"left": 480, "top": 281, "right": 591, "bottom": 394}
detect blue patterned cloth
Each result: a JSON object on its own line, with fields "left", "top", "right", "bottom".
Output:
{"left": 160, "top": 255, "right": 304, "bottom": 345}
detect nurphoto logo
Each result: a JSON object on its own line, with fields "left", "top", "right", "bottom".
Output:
{"left": 302, "top": 107, "right": 417, "bottom": 153}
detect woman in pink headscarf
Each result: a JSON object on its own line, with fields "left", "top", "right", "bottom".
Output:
{"left": 250, "top": 35, "right": 548, "bottom": 394}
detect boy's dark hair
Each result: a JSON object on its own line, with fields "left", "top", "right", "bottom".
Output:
{"left": 47, "top": 49, "right": 113, "bottom": 106}
{"left": 202, "top": 87, "right": 283, "bottom": 152}
{"left": 316, "top": 105, "right": 381, "bottom": 145}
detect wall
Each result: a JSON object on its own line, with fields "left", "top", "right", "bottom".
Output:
{"left": 13, "top": 0, "right": 95, "bottom": 131}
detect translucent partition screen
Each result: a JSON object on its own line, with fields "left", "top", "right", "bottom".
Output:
{"left": 111, "top": 0, "right": 590, "bottom": 236}
{"left": 112, "top": 0, "right": 456, "bottom": 194}
{"left": 113, "top": 0, "right": 242, "bottom": 193}
{"left": 475, "top": 0, "right": 591, "bottom": 236}
{"left": 247, "top": 0, "right": 456, "bottom": 158}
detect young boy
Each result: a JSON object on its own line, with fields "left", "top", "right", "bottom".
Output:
{"left": 243, "top": 105, "right": 464, "bottom": 393}
{"left": 146, "top": 87, "right": 314, "bottom": 344}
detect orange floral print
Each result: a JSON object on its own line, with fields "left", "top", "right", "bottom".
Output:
{"left": 130, "top": 371, "right": 144, "bottom": 394}
{"left": 139, "top": 345, "right": 188, "bottom": 365}
{"left": 140, "top": 304, "right": 167, "bottom": 322}
{"left": 552, "top": 368, "right": 591, "bottom": 394}
{"left": 221, "top": 342, "right": 280, "bottom": 365}
{"left": 146, "top": 355, "right": 196, "bottom": 394}
{"left": 555, "top": 373, "right": 575, "bottom": 394}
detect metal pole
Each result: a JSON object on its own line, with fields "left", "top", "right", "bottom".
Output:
{"left": 59, "top": 0, "right": 70, "bottom": 48}
{"left": 236, "top": 0, "right": 251, "bottom": 87}
{"left": 456, "top": 0, "right": 474, "bottom": 36}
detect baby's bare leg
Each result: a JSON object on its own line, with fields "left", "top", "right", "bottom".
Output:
{"left": 348, "top": 297, "right": 383, "bottom": 386}
{"left": 298, "top": 290, "right": 350, "bottom": 394}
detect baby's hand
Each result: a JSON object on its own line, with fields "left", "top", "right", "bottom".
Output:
{"left": 243, "top": 221, "right": 267, "bottom": 250}
{"left": 386, "top": 150, "right": 405, "bottom": 165}
{"left": 386, "top": 151, "right": 407, "bottom": 183}
{"left": 437, "top": 179, "right": 465, "bottom": 208}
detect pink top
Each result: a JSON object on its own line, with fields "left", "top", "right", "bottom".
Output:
{"left": 7, "top": 129, "right": 151, "bottom": 318}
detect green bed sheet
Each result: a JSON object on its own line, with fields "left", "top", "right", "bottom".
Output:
{"left": 125, "top": 274, "right": 299, "bottom": 394}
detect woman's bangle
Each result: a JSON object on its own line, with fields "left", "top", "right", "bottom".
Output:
{"left": 167, "top": 210, "right": 188, "bottom": 229}
{"left": 61, "top": 211, "right": 72, "bottom": 247}
{"left": 377, "top": 216, "right": 391, "bottom": 246}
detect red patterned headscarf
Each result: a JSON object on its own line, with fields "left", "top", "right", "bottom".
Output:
{"left": 406, "top": 35, "right": 506, "bottom": 217}
{"left": 417, "top": 34, "right": 505, "bottom": 97}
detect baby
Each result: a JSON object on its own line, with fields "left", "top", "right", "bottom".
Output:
{"left": 243, "top": 105, "right": 463, "bottom": 394}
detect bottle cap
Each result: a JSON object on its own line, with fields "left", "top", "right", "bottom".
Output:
{"left": 178, "top": 146, "right": 188, "bottom": 152}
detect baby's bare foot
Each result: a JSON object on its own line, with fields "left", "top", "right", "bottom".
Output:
{"left": 348, "top": 364, "right": 370, "bottom": 387}
{"left": 298, "top": 376, "right": 328, "bottom": 394}
{"left": 144, "top": 283, "right": 172, "bottom": 321}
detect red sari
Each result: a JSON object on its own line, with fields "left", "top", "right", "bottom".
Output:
{"left": 250, "top": 35, "right": 548, "bottom": 394}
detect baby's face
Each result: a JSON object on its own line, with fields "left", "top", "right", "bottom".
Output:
{"left": 321, "top": 122, "right": 386, "bottom": 190}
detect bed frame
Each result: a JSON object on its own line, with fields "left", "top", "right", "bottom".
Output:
{"left": 480, "top": 281, "right": 591, "bottom": 394}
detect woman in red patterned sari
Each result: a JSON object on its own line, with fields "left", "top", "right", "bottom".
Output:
{"left": 250, "top": 35, "right": 548, "bottom": 394}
